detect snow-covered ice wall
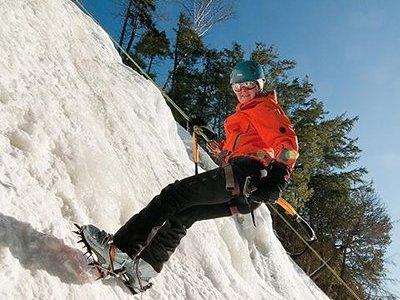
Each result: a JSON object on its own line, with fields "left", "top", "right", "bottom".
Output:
{"left": 0, "top": 0, "right": 329, "bottom": 299}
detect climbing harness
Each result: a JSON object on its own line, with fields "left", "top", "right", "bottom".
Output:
{"left": 72, "top": 3, "right": 362, "bottom": 297}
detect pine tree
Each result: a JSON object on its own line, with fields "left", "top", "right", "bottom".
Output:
{"left": 118, "top": 0, "right": 156, "bottom": 61}
{"left": 165, "top": 13, "right": 205, "bottom": 125}
{"left": 204, "top": 44, "right": 244, "bottom": 135}
{"left": 164, "top": 13, "right": 205, "bottom": 91}
{"left": 134, "top": 29, "right": 171, "bottom": 78}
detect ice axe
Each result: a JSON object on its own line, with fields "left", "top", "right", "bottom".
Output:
{"left": 192, "top": 131, "right": 200, "bottom": 175}
{"left": 192, "top": 125, "right": 316, "bottom": 242}
{"left": 273, "top": 197, "right": 316, "bottom": 242}
{"left": 191, "top": 125, "right": 213, "bottom": 176}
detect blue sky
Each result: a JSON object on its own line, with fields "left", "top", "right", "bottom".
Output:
{"left": 81, "top": 0, "right": 399, "bottom": 295}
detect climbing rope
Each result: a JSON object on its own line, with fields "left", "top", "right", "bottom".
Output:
{"left": 72, "top": 2, "right": 361, "bottom": 299}
{"left": 267, "top": 203, "right": 361, "bottom": 300}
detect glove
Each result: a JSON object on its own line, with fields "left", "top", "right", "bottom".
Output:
{"left": 207, "top": 140, "right": 222, "bottom": 154}
{"left": 188, "top": 116, "right": 217, "bottom": 141}
{"left": 253, "top": 161, "right": 290, "bottom": 203}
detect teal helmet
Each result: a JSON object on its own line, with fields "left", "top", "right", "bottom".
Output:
{"left": 230, "top": 60, "right": 265, "bottom": 84}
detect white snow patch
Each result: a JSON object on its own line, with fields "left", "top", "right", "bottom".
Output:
{"left": 0, "top": 0, "right": 328, "bottom": 299}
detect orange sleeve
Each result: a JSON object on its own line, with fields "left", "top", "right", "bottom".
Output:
{"left": 249, "top": 107, "right": 299, "bottom": 170}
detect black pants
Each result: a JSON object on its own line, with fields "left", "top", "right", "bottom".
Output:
{"left": 113, "top": 157, "right": 264, "bottom": 272}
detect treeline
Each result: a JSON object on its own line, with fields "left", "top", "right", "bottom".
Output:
{"left": 106, "top": 0, "right": 394, "bottom": 298}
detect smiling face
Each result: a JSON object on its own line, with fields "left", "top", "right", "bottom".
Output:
{"left": 233, "top": 82, "right": 260, "bottom": 103}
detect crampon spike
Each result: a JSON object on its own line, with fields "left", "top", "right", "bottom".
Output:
{"left": 73, "top": 223, "right": 82, "bottom": 230}
{"left": 73, "top": 230, "right": 81, "bottom": 235}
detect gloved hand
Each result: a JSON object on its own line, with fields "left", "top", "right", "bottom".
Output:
{"left": 253, "top": 161, "right": 290, "bottom": 203}
{"left": 207, "top": 140, "right": 222, "bottom": 154}
{"left": 188, "top": 116, "right": 217, "bottom": 141}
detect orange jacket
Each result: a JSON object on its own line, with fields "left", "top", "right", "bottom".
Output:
{"left": 221, "top": 91, "right": 299, "bottom": 171}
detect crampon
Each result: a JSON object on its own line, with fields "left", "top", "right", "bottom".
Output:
{"left": 73, "top": 223, "right": 152, "bottom": 295}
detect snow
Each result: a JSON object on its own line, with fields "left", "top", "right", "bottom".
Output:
{"left": 0, "top": 0, "right": 328, "bottom": 299}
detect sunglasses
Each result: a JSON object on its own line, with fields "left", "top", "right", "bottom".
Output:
{"left": 231, "top": 81, "right": 258, "bottom": 92}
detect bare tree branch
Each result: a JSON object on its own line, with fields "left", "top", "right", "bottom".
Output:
{"left": 177, "top": 0, "right": 235, "bottom": 37}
